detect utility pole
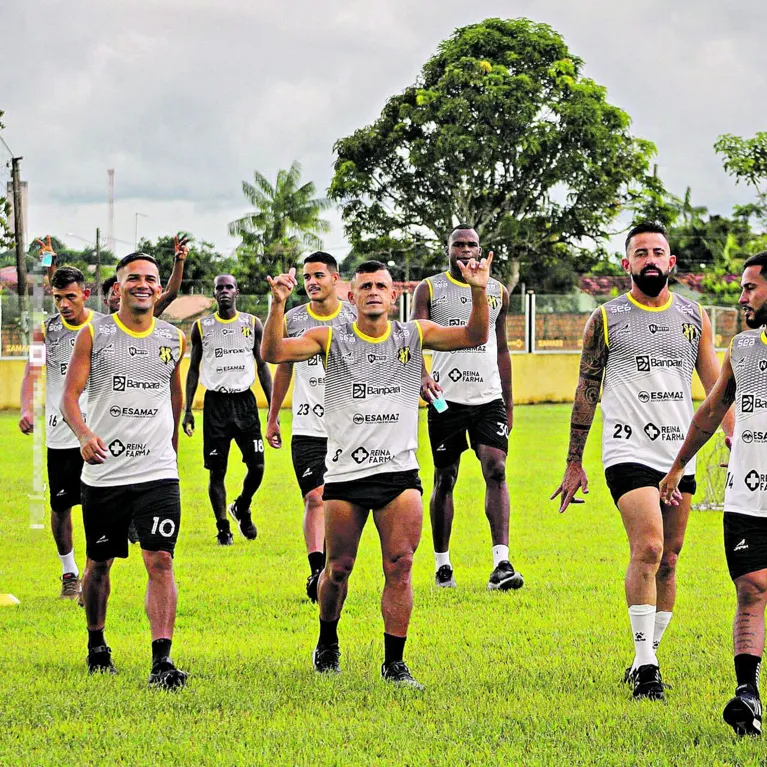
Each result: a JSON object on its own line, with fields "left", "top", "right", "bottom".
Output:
{"left": 11, "top": 156, "right": 26, "bottom": 310}
{"left": 95, "top": 227, "right": 102, "bottom": 311}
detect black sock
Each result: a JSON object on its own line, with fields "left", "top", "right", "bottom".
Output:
{"left": 384, "top": 633, "right": 406, "bottom": 665}
{"left": 152, "top": 638, "right": 172, "bottom": 665}
{"left": 308, "top": 551, "right": 325, "bottom": 573}
{"left": 735, "top": 654, "right": 762, "bottom": 690}
{"left": 318, "top": 618, "right": 339, "bottom": 647}
{"left": 88, "top": 628, "right": 105, "bottom": 650}
{"left": 216, "top": 518, "right": 231, "bottom": 534}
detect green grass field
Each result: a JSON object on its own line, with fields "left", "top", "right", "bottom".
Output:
{"left": 0, "top": 406, "right": 759, "bottom": 766}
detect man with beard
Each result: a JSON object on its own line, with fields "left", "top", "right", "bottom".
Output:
{"left": 661, "top": 251, "right": 767, "bottom": 736}
{"left": 552, "top": 221, "right": 731, "bottom": 700}
{"left": 265, "top": 252, "right": 356, "bottom": 601}
{"left": 183, "top": 274, "right": 273, "bottom": 544}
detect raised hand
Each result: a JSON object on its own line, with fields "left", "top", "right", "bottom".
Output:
{"left": 267, "top": 268, "right": 298, "bottom": 305}
{"left": 458, "top": 251, "right": 494, "bottom": 289}
{"left": 35, "top": 236, "right": 57, "bottom": 267}
{"left": 174, "top": 234, "right": 190, "bottom": 261}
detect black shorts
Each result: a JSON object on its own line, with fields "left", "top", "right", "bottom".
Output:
{"left": 724, "top": 512, "right": 767, "bottom": 581}
{"left": 323, "top": 470, "right": 423, "bottom": 511}
{"left": 291, "top": 435, "right": 328, "bottom": 497}
{"left": 604, "top": 462, "right": 696, "bottom": 506}
{"left": 47, "top": 447, "right": 84, "bottom": 513}
{"left": 81, "top": 479, "right": 181, "bottom": 561}
{"left": 427, "top": 398, "right": 509, "bottom": 468}
{"left": 203, "top": 390, "right": 264, "bottom": 473}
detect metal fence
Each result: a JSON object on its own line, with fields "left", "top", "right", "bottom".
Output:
{"left": 0, "top": 290, "right": 743, "bottom": 358}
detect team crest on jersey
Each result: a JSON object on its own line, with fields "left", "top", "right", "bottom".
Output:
{"left": 241, "top": 325, "right": 252, "bottom": 338}
{"left": 487, "top": 295, "right": 501, "bottom": 310}
{"left": 681, "top": 323, "right": 699, "bottom": 343}
{"left": 397, "top": 347, "right": 411, "bottom": 365}
{"left": 159, "top": 346, "right": 173, "bottom": 364}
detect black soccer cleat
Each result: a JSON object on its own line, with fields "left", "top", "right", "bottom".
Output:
{"left": 313, "top": 644, "right": 341, "bottom": 674}
{"left": 217, "top": 529, "right": 234, "bottom": 546}
{"left": 435, "top": 565, "right": 457, "bottom": 589}
{"left": 623, "top": 666, "right": 636, "bottom": 686}
{"left": 87, "top": 645, "right": 117, "bottom": 675}
{"left": 381, "top": 660, "right": 424, "bottom": 690}
{"left": 724, "top": 684, "right": 762, "bottom": 736}
{"left": 487, "top": 561, "right": 524, "bottom": 591}
{"left": 228, "top": 500, "right": 257, "bottom": 540}
{"left": 306, "top": 570, "right": 321, "bottom": 603}
{"left": 632, "top": 664, "right": 665, "bottom": 701}
{"left": 148, "top": 657, "right": 189, "bottom": 691}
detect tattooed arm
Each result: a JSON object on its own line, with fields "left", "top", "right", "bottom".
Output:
{"left": 660, "top": 349, "right": 736, "bottom": 504}
{"left": 550, "top": 309, "right": 608, "bottom": 513}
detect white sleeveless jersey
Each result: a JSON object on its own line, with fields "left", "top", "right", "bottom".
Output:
{"left": 44, "top": 310, "right": 101, "bottom": 449}
{"left": 82, "top": 315, "right": 184, "bottom": 487}
{"left": 285, "top": 302, "right": 357, "bottom": 438}
{"left": 724, "top": 330, "right": 767, "bottom": 517}
{"left": 198, "top": 312, "right": 257, "bottom": 393}
{"left": 426, "top": 272, "right": 503, "bottom": 405}
{"left": 323, "top": 321, "right": 423, "bottom": 483}
{"left": 600, "top": 293, "right": 702, "bottom": 473}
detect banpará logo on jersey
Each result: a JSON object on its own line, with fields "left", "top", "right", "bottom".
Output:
{"left": 159, "top": 346, "right": 173, "bottom": 364}
{"left": 60, "top": 363, "right": 68, "bottom": 376}
{"left": 214, "top": 347, "right": 246, "bottom": 358}
{"left": 398, "top": 347, "right": 411, "bottom": 365}
{"left": 635, "top": 355, "right": 683, "bottom": 372}
{"left": 215, "top": 364, "right": 246, "bottom": 374}
{"left": 113, "top": 376, "right": 160, "bottom": 392}
{"left": 367, "top": 353, "right": 387, "bottom": 364}
{"left": 448, "top": 318, "right": 464, "bottom": 327}
{"left": 745, "top": 470, "right": 767, "bottom": 492}
{"left": 352, "top": 413, "right": 400, "bottom": 425}
{"left": 609, "top": 304, "right": 631, "bottom": 314}
{"left": 681, "top": 323, "right": 700, "bottom": 343}
{"left": 109, "top": 405, "right": 159, "bottom": 419}
{"left": 448, "top": 368, "right": 483, "bottom": 383}
{"left": 638, "top": 390, "right": 684, "bottom": 403}
{"left": 241, "top": 325, "right": 252, "bottom": 338}
{"left": 307, "top": 355, "right": 319, "bottom": 366}
{"left": 309, "top": 377, "right": 325, "bottom": 387}
{"left": 742, "top": 430, "right": 767, "bottom": 444}
{"left": 742, "top": 394, "right": 767, "bottom": 413}
{"left": 648, "top": 324, "right": 670, "bottom": 335}
{"left": 108, "top": 439, "right": 150, "bottom": 458}
{"left": 351, "top": 383, "right": 400, "bottom": 399}
{"left": 128, "top": 346, "right": 148, "bottom": 357}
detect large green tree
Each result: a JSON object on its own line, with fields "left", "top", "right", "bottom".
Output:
{"left": 229, "top": 162, "right": 331, "bottom": 293}
{"left": 329, "top": 17, "right": 660, "bottom": 292}
{"left": 715, "top": 132, "right": 767, "bottom": 225}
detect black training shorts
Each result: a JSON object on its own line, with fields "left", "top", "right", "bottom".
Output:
{"left": 323, "top": 469, "right": 423, "bottom": 511}
{"left": 291, "top": 435, "right": 328, "bottom": 497}
{"left": 47, "top": 447, "right": 84, "bottom": 513}
{"left": 81, "top": 479, "right": 181, "bottom": 561}
{"left": 724, "top": 512, "right": 767, "bottom": 581}
{"left": 427, "top": 398, "right": 509, "bottom": 468}
{"left": 203, "top": 389, "right": 264, "bottom": 473}
{"left": 604, "top": 462, "right": 696, "bottom": 506}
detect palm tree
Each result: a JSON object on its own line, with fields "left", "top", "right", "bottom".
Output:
{"left": 229, "top": 162, "right": 332, "bottom": 278}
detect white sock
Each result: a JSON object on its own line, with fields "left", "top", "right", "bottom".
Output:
{"left": 653, "top": 611, "right": 672, "bottom": 652}
{"left": 59, "top": 550, "right": 78, "bottom": 577}
{"left": 628, "top": 604, "right": 658, "bottom": 670}
{"left": 492, "top": 544, "right": 509, "bottom": 568}
{"left": 435, "top": 551, "right": 451, "bottom": 571}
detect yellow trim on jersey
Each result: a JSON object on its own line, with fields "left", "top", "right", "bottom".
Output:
{"left": 113, "top": 314, "right": 156, "bottom": 338}
{"left": 307, "top": 302, "right": 342, "bottom": 322}
{"left": 446, "top": 271, "right": 469, "bottom": 288}
{"left": 353, "top": 321, "right": 391, "bottom": 344}
{"left": 88, "top": 324, "right": 95, "bottom": 339}
{"left": 599, "top": 306, "right": 609, "bottom": 349}
{"left": 414, "top": 320, "right": 423, "bottom": 346}
{"left": 626, "top": 292, "right": 673, "bottom": 313}
{"left": 197, "top": 318, "right": 204, "bottom": 338}
{"left": 176, "top": 326, "right": 184, "bottom": 353}
{"left": 425, "top": 278, "right": 433, "bottom": 300}
{"left": 62, "top": 308, "right": 93, "bottom": 331}
{"left": 761, "top": 330, "right": 767, "bottom": 346}
{"left": 214, "top": 312, "right": 240, "bottom": 323}
{"left": 325, "top": 327, "right": 333, "bottom": 367}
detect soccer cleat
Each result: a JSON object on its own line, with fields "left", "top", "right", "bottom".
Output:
{"left": 724, "top": 684, "right": 762, "bottom": 736}
{"left": 217, "top": 529, "right": 234, "bottom": 546}
{"left": 313, "top": 644, "right": 341, "bottom": 674}
{"left": 228, "top": 499, "right": 257, "bottom": 540}
{"left": 623, "top": 666, "right": 636, "bottom": 685}
{"left": 381, "top": 660, "right": 424, "bottom": 690}
{"left": 87, "top": 645, "right": 117, "bottom": 675}
{"left": 60, "top": 573, "right": 81, "bottom": 600}
{"left": 487, "top": 561, "right": 524, "bottom": 591}
{"left": 148, "top": 657, "right": 189, "bottom": 690}
{"left": 435, "top": 565, "right": 457, "bottom": 588}
{"left": 127, "top": 521, "right": 140, "bottom": 544}
{"left": 632, "top": 664, "right": 665, "bottom": 701}
{"left": 306, "top": 570, "right": 321, "bottom": 603}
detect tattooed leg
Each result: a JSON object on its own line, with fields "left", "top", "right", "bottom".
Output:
{"left": 734, "top": 571, "right": 767, "bottom": 657}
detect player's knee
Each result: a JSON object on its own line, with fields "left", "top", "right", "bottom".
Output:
{"left": 384, "top": 552, "right": 414, "bottom": 583}
{"left": 326, "top": 556, "right": 355, "bottom": 584}
{"left": 145, "top": 550, "right": 174, "bottom": 578}
{"left": 481, "top": 457, "right": 506, "bottom": 485}
{"left": 208, "top": 469, "right": 226, "bottom": 485}
{"left": 305, "top": 487, "right": 324, "bottom": 513}
{"left": 632, "top": 538, "right": 664, "bottom": 568}
{"left": 244, "top": 455, "right": 264, "bottom": 476}
{"left": 88, "top": 560, "right": 111, "bottom": 580}
{"left": 658, "top": 550, "right": 680, "bottom": 578}
{"left": 434, "top": 466, "right": 458, "bottom": 492}
{"left": 736, "top": 574, "right": 767, "bottom": 605}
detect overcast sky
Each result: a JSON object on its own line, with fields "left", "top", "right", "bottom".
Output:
{"left": 1, "top": 0, "right": 765, "bottom": 263}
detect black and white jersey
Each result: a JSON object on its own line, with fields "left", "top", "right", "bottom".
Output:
{"left": 198, "top": 312, "right": 256, "bottom": 393}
